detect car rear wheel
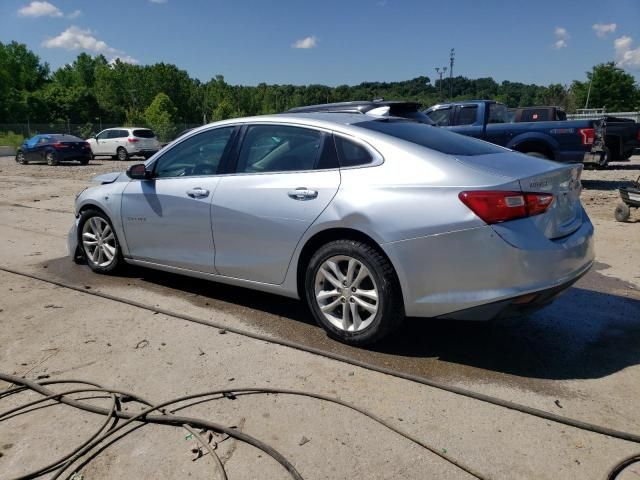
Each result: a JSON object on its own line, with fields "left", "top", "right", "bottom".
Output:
{"left": 46, "top": 152, "right": 58, "bottom": 166}
{"left": 78, "top": 209, "right": 122, "bottom": 273}
{"left": 305, "top": 240, "right": 404, "bottom": 345}
{"left": 614, "top": 203, "right": 631, "bottom": 222}
{"left": 15, "top": 151, "right": 27, "bottom": 164}
{"left": 79, "top": 158, "right": 89, "bottom": 165}
{"left": 117, "top": 147, "right": 129, "bottom": 161}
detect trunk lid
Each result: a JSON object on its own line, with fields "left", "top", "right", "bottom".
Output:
{"left": 454, "top": 152, "right": 583, "bottom": 239}
{"left": 518, "top": 163, "right": 583, "bottom": 239}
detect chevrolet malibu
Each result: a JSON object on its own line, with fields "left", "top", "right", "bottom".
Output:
{"left": 69, "top": 113, "right": 594, "bottom": 345}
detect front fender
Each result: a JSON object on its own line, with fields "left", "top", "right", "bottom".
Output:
{"left": 74, "top": 181, "right": 130, "bottom": 256}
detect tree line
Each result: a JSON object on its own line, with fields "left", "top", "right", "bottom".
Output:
{"left": 1, "top": 41, "right": 638, "bottom": 141}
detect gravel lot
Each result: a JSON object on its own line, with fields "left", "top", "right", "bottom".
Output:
{"left": 0, "top": 154, "right": 639, "bottom": 479}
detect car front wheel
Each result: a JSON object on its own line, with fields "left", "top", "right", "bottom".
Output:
{"left": 305, "top": 240, "right": 404, "bottom": 345}
{"left": 15, "top": 151, "right": 27, "bottom": 164}
{"left": 78, "top": 209, "right": 122, "bottom": 273}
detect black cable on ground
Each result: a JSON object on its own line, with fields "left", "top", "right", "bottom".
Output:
{"left": 0, "top": 266, "right": 638, "bottom": 478}
{"left": 2, "top": 266, "right": 639, "bottom": 445}
{"left": 0, "top": 373, "right": 485, "bottom": 480}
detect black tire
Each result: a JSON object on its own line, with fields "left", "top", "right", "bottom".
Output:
{"left": 79, "top": 158, "right": 89, "bottom": 165}
{"left": 15, "top": 150, "right": 28, "bottom": 164}
{"left": 117, "top": 147, "right": 129, "bottom": 161}
{"left": 77, "top": 209, "right": 122, "bottom": 274}
{"left": 45, "top": 151, "right": 58, "bottom": 166}
{"left": 614, "top": 203, "right": 631, "bottom": 222}
{"left": 524, "top": 152, "right": 549, "bottom": 160}
{"left": 305, "top": 239, "right": 404, "bottom": 345}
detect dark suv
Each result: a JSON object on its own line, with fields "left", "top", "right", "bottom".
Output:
{"left": 287, "top": 100, "right": 434, "bottom": 124}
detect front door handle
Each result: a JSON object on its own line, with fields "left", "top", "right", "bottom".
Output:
{"left": 287, "top": 188, "right": 318, "bottom": 200}
{"left": 186, "top": 187, "right": 210, "bottom": 199}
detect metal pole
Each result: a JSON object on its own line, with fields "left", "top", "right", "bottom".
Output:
{"left": 449, "top": 48, "right": 455, "bottom": 100}
{"left": 585, "top": 70, "right": 594, "bottom": 109}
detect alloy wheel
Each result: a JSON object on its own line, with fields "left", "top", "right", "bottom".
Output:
{"left": 82, "top": 217, "right": 117, "bottom": 267}
{"left": 314, "top": 255, "right": 379, "bottom": 332}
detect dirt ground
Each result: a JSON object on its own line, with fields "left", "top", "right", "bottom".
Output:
{"left": 0, "top": 154, "right": 639, "bottom": 479}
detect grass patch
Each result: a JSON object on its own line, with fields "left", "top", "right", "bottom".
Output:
{"left": 0, "top": 131, "right": 25, "bottom": 148}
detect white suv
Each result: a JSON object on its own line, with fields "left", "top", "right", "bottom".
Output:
{"left": 86, "top": 128, "right": 161, "bottom": 161}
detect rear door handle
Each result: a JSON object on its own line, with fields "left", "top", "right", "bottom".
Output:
{"left": 186, "top": 187, "right": 210, "bottom": 198}
{"left": 288, "top": 188, "right": 318, "bottom": 200}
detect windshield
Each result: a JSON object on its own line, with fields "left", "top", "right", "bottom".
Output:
{"left": 133, "top": 129, "right": 156, "bottom": 138}
{"left": 356, "top": 120, "right": 507, "bottom": 156}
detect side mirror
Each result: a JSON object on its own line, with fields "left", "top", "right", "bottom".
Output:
{"left": 127, "top": 163, "right": 151, "bottom": 180}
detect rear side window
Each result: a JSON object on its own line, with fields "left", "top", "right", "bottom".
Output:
{"left": 133, "top": 129, "right": 155, "bottom": 138}
{"left": 357, "top": 120, "right": 506, "bottom": 156}
{"left": 236, "top": 125, "right": 322, "bottom": 173}
{"left": 334, "top": 136, "right": 373, "bottom": 167}
{"left": 488, "top": 104, "right": 509, "bottom": 124}
{"left": 457, "top": 106, "right": 478, "bottom": 125}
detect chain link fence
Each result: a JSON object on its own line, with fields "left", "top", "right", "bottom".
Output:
{"left": 0, "top": 123, "right": 203, "bottom": 147}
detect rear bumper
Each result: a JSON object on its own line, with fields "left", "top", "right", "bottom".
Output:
{"left": 435, "top": 264, "right": 589, "bottom": 320}
{"left": 127, "top": 146, "right": 159, "bottom": 156}
{"left": 382, "top": 210, "right": 594, "bottom": 319}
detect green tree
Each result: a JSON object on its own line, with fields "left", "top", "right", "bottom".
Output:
{"left": 144, "top": 92, "right": 177, "bottom": 141}
{"left": 571, "top": 62, "right": 639, "bottom": 111}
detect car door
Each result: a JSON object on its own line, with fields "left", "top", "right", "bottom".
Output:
{"left": 212, "top": 123, "right": 341, "bottom": 284}
{"left": 451, "top": 105, "right": 484, "bottom": 139}
{"left": 22, "top": 135, "right": 39, "bottom": 161}
{"left": 92, "top": 130, "right": 110, "bottom": 155}
{"left": 121, "top": 126, "right": 237, "bottom": 273}
{"left": 33, "top": 136, "right": 50, "bottom": 162}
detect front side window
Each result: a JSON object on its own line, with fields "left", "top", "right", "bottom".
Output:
{"left": 96, "top": 130, "right": 109, "bottom": 140}
{"left": 153, "top": 127, "right": 234, "bottom": 178}
{"left": 426, "top": 108, "right": 451, "bottom": 126}
{"left": 236, "top": 125, "right": 322, "bottom": 173}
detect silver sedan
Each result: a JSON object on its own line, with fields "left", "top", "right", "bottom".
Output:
{"left": 69, "top": 113, "right": 594, "bottom": 345}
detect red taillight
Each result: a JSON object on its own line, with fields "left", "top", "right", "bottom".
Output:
{"left": 82, "top": 142, "right": 90, "bottom": 149}
{"left": 637, "top": 128, "right": 640, "bottom": 141}
{"left": 127, "top": 137, "right": 139, "bottom": 143}
{"left": 578, "top": 128, "right": 595, "bottom": 145}
{"left": 52, "top": 142, "right": 69, "bottom": 149}
{"left": 459, "top": 190, "right": 554, "bottom": 224}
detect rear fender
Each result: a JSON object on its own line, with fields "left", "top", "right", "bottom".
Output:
{"left": 507, "top": 132, "right": 558, "bottom": 153}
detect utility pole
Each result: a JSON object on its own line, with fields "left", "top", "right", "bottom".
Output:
{"left": 449, "top": 48, "right": 455, "bottom": 100}
{"left": 435, "top": 67, "right": 447, "bottom": 100}
{"left": 585, "top": 67, "right": 594, "bottom": 109}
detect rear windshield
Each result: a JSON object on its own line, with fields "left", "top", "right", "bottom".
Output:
{"left": 133, "top": 129, "right": 156, "bottom": 138}
{"left": 391, "top": 109, "right": 435, "bottom": 125}
{"left": 357, "top": 120, "right": 506, "bottom": 156}
{"left": 50, "top": 134, "right": 84, "bottom": 142}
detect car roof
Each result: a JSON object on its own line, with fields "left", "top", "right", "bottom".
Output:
{"left": 288, "top": 100, "right": 422, "bottom": 114}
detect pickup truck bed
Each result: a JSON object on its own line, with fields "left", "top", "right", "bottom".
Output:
{"left": 424, "top": 100, "right": 607, "bottom": 166}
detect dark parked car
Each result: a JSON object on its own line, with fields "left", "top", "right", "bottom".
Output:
{"left": 15, "top": 134, "right": 92, "bottom": 166}
{"left": 288, "top": 100, "right": 435, "bottom": 124}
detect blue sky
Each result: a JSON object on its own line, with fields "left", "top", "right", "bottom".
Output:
{"left": 1, "top": 0, "right": 639, "bottom": 87}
